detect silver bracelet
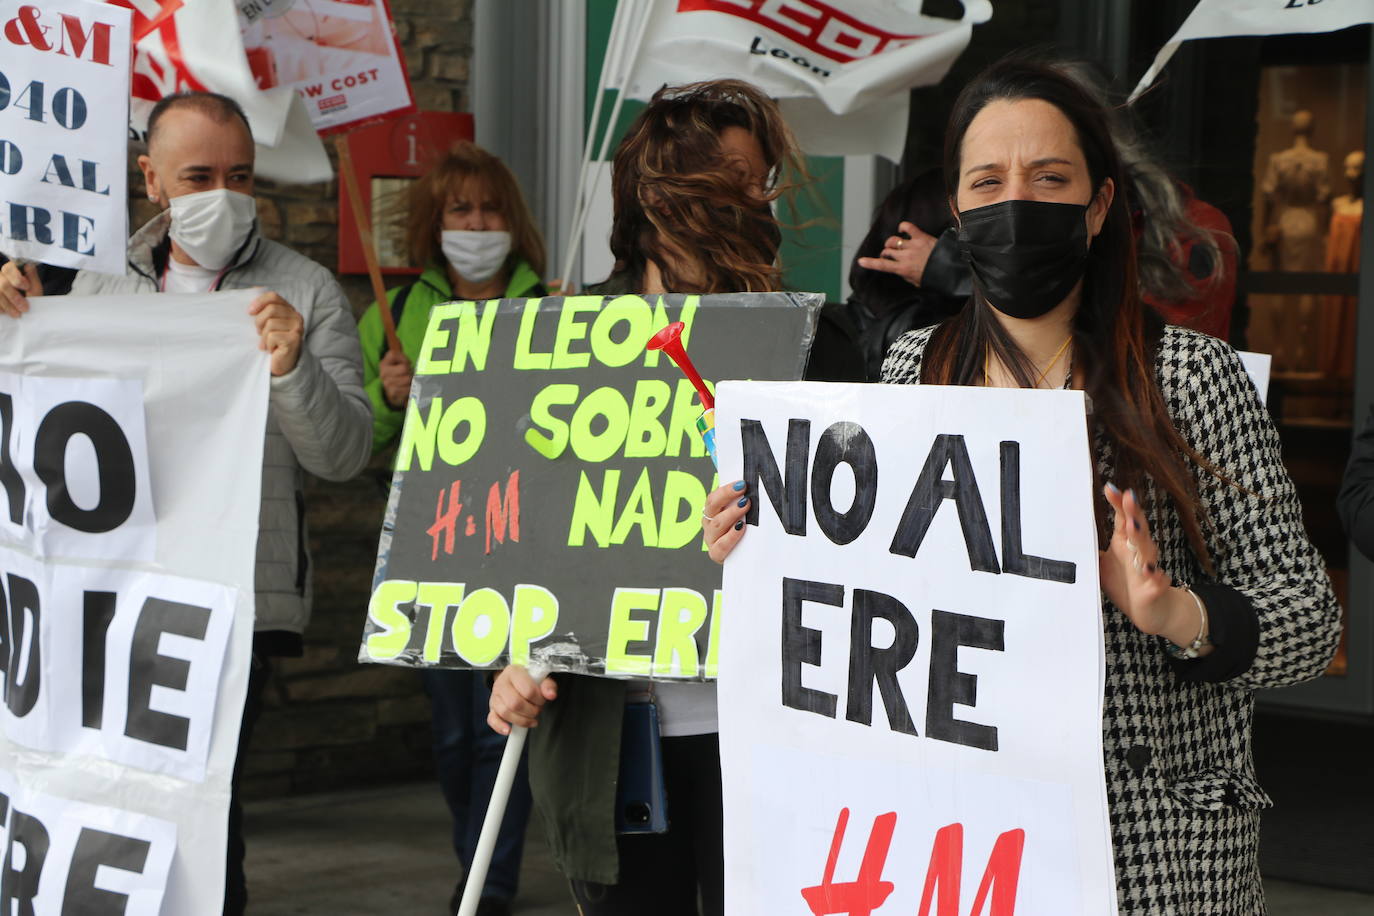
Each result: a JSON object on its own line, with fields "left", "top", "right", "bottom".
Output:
{"left": 1164, "top": 585, "right": 1211, "bottom": 660}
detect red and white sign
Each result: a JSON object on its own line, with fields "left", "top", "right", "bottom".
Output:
{"left": 605, "top": 0, "right": 993, "bottom": 161}
{"left": 239, "top": 0, "right": 415, "bottom": 135}
{"left": 715, "top": 381, "right": 1118, "bottom": 914}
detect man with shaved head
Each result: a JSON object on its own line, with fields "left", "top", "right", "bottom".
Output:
{"left": 0, "top": 91, "right": 371, "bottom": 913}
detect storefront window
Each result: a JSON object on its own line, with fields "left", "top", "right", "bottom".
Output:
{"left": 1245, "top": 60, "right": 1367, "bottom": 677}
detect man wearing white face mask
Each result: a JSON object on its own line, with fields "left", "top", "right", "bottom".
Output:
{"left": 0, "top": 91, "right": 372, "bottom": 915}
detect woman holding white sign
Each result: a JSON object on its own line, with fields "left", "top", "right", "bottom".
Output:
{"left": 704, "top": 56, "right": 1341, "bottom": 914}
{"left": 488, "top": 79, "right": 804, "bottom": 916}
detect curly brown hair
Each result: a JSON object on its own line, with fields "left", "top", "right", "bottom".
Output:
{"left": 608, "top": 79, "right": 803, "bottom": 293}
{"left": 404, "top": 141, "right": 545, "bottom": 277}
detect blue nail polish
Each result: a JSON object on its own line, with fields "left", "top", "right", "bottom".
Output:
{"left": 737, "top": 497, "right": 748, "bottom": 507}
{"left": 1133, "top": 519, "right": 1141, "bottom": 531}
{"left": 734, "top": 520, "right": 744, "bottom": 530}
{"left": 1106, "top": 482, "right": 1121, "bottom": 495}
{"left": 732, "top": 480, "right": 746, "bottom": 491}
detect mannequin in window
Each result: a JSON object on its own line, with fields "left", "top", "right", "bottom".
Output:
{"left": 1321, "top": 149, "right": 1363, "bottom": 381}
{"left": 1258, "top": 109, "right": 1331, "bottom": 372}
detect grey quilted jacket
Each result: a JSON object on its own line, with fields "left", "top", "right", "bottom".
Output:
{"left": 71, "top": 212, "right": 372, "bottom": 636}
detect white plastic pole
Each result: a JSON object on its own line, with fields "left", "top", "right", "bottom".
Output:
{"left": 456, "top": 664, "right": 550, "bottom": 916}
{"left": 556, "top": 1, "right": 656, "bottom": 288}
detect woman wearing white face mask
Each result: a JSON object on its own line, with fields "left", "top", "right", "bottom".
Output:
{"left": 356, "top": 140, "right": 546, "bottom": 916}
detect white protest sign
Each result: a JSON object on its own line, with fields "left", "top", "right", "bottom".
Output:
{"left": 1131, "top": 0, "right": 1374, "bottom": 101}
{"left": 0, "top": 0, "right": 131, "bottom": 274}
{"left": 1238, "top": 350, "right": 1272, "bottom": 400}
{"left": 0, "top": 768, "right": 178, "bottom": 914}
{"left": 0, "top": 290, "right": 268, "bottom": 912}
{"left": 239, "top": 0, "right": 415, "bottom": 135}
{"left": 715, "top": 381, "right": 1117, "bottom": 915}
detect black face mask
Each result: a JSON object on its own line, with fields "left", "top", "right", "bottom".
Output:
{"left": 956, "top": 199, "right": 1090, "bottom": 320}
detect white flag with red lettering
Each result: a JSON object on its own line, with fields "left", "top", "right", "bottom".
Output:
{"left": 1131, "top": 0, "right": 1374, "bottom": 101}
{"left": 606, "top": 0, "right": 994, "bottom": 161}
{"left": 113, "top": 0, "right": 333, "bottom": 183}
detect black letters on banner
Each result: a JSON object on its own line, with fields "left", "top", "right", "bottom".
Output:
{"left": 926, "top": 609, "right": 1004, "bottom": 752}
{"left": 33, "top": 401, "right": 136, "bottom": 533}
{"left": 811, "top": 422, "right": 878, "bottom": 546}
{"left": 62, "top": 827, "right": 151, "bottom": 914}
{"left": 0, "top": 393, "right": 25, "bottom": 526}
{"left": 126, "top": 598, "right": 210, "bottom": 751}
{"left": 889, "top": 434, "right": 1000, "bottom": 573}
{"left": 999, "top": 442, "right": 1076, "bottom": 583}
{"left": 742, "top": 418, "right": 809, "bottom": 535}
{"left": 846, "top": 589, "right": 919, "bottom": 735}
{"left": 3, "top": 808, "right": 50, "bottom": 914}
{"left": 781, "top": 577, "right": 840, "bottom": 718}
{"left": 1, "top": 573, "right": 42, "bottom": 717}
{"left": 81, "top": 591, "right": 116, "bottom": 729}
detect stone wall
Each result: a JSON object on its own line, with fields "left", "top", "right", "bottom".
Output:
{"left": 190, "top": 2, "right": 478, "bottom": 799}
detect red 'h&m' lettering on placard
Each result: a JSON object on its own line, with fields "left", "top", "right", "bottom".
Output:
{"left": 484, "top": 471, "right": 520, "bottom": 556}
{"left": 918, "top": 823, "right": 1026, "bottom": 916}
{"left": 801, "top": 807, "right": 896, "bottom": 916}
{"left": 429, "top": 481, "right": 463, "bottom": 560}
{"left": 676, "top": 0, "right": 924, "bottom": 63}
{"left": 2, "top": 5, "right": 116, "bottom": 65}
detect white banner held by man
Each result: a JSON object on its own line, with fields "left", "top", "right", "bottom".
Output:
{"left": 0, "top": 0, "right": 131, "bottom": 274}
{"left": 1131, "top": 0, "right": 1374, "bottom": 101}
{"left": 714, "top": 381, "right": 1117, "bottom": 915}
{"left": 0, "top": 290, "right": 268, "bottom": 913}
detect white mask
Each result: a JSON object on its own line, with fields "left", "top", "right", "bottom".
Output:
{"left": 168, "top": 188, "right": 257, "bottom": 271}
{"left": 441, "top": 230, "right": 512, "bottom": 284}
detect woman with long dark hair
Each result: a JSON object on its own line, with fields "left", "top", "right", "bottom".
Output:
{"left": 703, "top": 57, "right": 1340, "bottom": 913}
{"left": 489, "top": 79, "right": 804, "bottom": 916}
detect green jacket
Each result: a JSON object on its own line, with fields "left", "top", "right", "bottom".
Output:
{"left": 358, "top": 260, "right": 545, "bottom": 452}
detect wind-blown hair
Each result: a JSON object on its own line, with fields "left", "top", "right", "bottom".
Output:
{"left": 1053, "top": 59, "right": 1230, "bottom": 306}
{"left": 607, "top": 79, "right": 803, "bottom": 293}
{"left": 404, "top": 142, "right": 545, "bottom": 277}
{"left": 925, "top": 55, "right": 1216, "bottom": 570}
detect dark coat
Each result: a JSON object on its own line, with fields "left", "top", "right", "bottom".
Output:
{"left": 881, "top": 324, "right": 1341, "bottom": 915}
{"left": 1338, "top": 403, "right": 1374, "bottom": 560}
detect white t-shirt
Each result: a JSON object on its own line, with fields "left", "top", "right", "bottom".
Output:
{"left": 163, "top": 257, "right": 219, "bottom": 294}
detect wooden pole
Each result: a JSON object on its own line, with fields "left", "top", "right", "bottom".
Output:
{"left": 334, "top": 133, "right": 403, "bottom": 355}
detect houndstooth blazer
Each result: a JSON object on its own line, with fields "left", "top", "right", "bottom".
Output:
{"left": 881, "top": 324, "right": 1342, "bottom": 916}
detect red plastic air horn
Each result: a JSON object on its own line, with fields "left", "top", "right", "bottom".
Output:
{"left": 646, "top": 321, "right": 713, "bottom": 409}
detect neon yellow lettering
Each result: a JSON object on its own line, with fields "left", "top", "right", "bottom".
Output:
{"left": 704, "top": 589, "right": 723, "bottom": 678}
{"left": 658, "top": 470, "right": 708, "bottom": 549}
{"left": 525, "top": 383, "right": 577, "bottom": 459}
{"left": 643, "top": 295, "right": 698, "bottom": 368}
{"left": 451, "top": 587, "right": 511, "bottom": 666}
{"left": 568, "top": 469, "right": 619, "bottom": 547}
{"left": 625, "top": 380, "right": 670, "bottom": 459}
{"left": 590, "top": 295, "right": 654, "bottom": 368}
{"left": 436, "top": 397, "right": 486, "bottom": 466}
{"left": 550, "top": 296, "right": 600, "bottom": 370}
{"left": 569, "top": 387, "right": 629, "bottom": 463}
{"left": 666, "top": 379, "right": 707, "bottom": 459}
{"left": 447, "top": 300, "right": 500, "bottom": 372}
{"left": 610, "top": 466, "right": 658, "bottom": 547}
{"left": 395, "top": 398, "right": 443, "bottom": 472}
{"left": 417, "top": 582, "right": 465, "bottom": 662}
{"left": 653, "top": 587, "right": 709, "bottom": 676}
{"left": 509, "top": 584, "right": 559, "bottom": 667}
{"left": 513, "top": 299, "right": 552, "bottom": 370}
{"left": 605, "top": 587, "right": 658, "bottom": 675}
{"left": 416, "top": 302, "right": 459, "bottom": 374}
{"left": 364, "top": 579, "right": 417, "bottom": 660}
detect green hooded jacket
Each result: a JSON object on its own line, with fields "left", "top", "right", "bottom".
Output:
{"left": 358, "top": 259, "right": 545, "bottom": 452}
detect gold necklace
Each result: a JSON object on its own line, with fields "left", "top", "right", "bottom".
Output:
{"left": 983, "top": 336, "right": 1073, "bottom": 388}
